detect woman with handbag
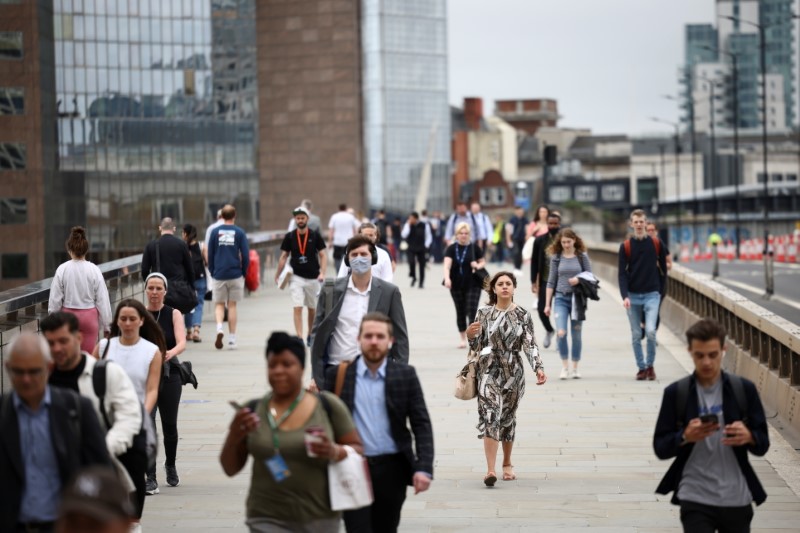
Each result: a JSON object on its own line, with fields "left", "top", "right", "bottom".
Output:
{"left": 466, "top": 271, "right": 546, "bottom": 486}
{"left": 544, "top": 229, "right": 592, "bottom": 380}
{"left": 142, "top": 272, "right": 188, "bottom": 495}
{"left": 182, "top": 224, "right": 207, "bottom": 342}
{"left": 221, "top": 332, "right": 363, "bottom": 533}
{"left": 93, "top": 298, "right": 165, "bottom": 524}
{"left": 443, "top": 222, "right": 486, "bottom": 348}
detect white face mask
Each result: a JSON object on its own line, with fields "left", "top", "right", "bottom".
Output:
{"left": 350, "top": 256, "right": 372, "bottom": 274}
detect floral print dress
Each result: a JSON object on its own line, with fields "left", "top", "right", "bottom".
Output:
{"left": 468, "top": 304, "right": 544, "bottom": 441}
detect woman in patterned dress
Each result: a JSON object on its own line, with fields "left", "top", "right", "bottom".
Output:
{"left": 467, "top": 271, "right": 547, "bottom": 486}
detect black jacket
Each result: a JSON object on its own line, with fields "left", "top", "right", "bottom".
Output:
{"left": 653, "top": 372, "right": 770, "bottom": 505}
{"left": 573, "top": 275, "right": 600, "bottom": 321}
{"left": 324, "top": 356, "right": 434, "bottom": 483}
{"left": 530, "top": 232, "right": 556, "bottom": 290}
{"left": 0, "top": 388, "right": 112, "bottom": 530}
{"left": 141, "top": 233, "right": 195, "bottom": 284}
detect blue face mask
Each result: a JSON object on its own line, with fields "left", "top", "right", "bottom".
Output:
{"left": 350, "top": 256, "right": 372, "bottom": 274}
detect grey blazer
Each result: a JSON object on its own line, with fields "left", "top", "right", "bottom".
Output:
{"left": 310, "top": 276, "right": 409, "bottom": 384}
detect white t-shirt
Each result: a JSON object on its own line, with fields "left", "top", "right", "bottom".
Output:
{"left": 99, "top": 337, "right": 159, "bottom": 404}
{"left": 328, "top": 211, "right": 359, "bottom": 246}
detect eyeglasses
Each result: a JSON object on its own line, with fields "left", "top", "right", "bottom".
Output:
{"left": 9, "top": 367, "right": 45, "bottom": 378}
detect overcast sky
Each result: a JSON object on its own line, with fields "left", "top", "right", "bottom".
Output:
{"left": 447, "top": 0, "right": 718, "bottom": 136}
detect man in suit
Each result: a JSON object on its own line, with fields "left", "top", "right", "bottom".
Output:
{"left": 529, "top": 212, "right": 561, "bottom": 349}
{"left": 400, "top": 211, "right": 432, "bottom": 288}
{"left": 310, "top": 235, "right": 409, "bottom": 390}
{"left": 1, "top": 333, "right": 111, "bottom": 532}
{"left": 325, "top": 312, "right": 433, "bottom": 533}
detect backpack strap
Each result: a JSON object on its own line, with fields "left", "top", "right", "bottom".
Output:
{"left": 577, "top": 252, "right": 587, "bottom": 273}
{"left": 317, "top": 391, "right": 333, "bottom": 420}
{"left": 624, "top": 238, "right": 631, "bottom": 261}
{"left": 727, "top": 373, "right": 749, "bottom": 424}
{"left": 91, "top": 359, "right": 111, "bottom": 429}
{"left": 675, "top": 375, "right": 692, "bottom": 430}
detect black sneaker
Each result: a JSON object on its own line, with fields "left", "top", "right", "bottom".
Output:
{"left": 306, "top": 335, "right": 312, "bottom": 348}
{"left": 165, "top": 465, "right": 180, "bottom": 487}
{"left": 145, "top": 475, "right": 159, "bottom": 495}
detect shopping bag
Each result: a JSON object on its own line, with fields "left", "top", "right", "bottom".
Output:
{"left": 328, "top": 445, "right": 374, "bottom": 511}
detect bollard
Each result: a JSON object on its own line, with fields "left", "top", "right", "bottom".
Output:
{"left": 712, "top": 243, "right": 719, "bottom": 279}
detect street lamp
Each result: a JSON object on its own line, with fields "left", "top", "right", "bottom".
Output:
{"left": 695, "top": 75, "right": 719, "bottom": 236}
{"left": 651, "top": 117, "right": 681, "bottom": 248}
{"left": 665, "top": 89, "right": 698, "bottom": 247}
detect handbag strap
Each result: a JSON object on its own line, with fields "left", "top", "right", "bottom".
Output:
{"left": 334, "top": 361, "right": 349, "bottom": 397}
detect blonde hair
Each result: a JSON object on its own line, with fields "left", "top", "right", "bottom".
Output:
{"left": 454, "top": 222, "right": 471, "bottom": 235}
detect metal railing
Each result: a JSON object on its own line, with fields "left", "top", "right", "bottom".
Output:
{"left": 0, "top": 231, "right": 284, "bottom": 393}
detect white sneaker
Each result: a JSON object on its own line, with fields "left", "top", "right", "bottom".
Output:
{"left": 559, "top": 368, "right": 569, "bottom": 380}
{"left": 227, "top": 340, "right": 237, "bottom": 350}
{"left": 543, "top": 331, "right": 554, "bottom": 349}
{"left": 571, "top": 369, "right": 581, "bottom": 379}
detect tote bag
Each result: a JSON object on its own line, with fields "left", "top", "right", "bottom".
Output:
{"left": 328, "top": 445, "right": 374, "bottom": 511}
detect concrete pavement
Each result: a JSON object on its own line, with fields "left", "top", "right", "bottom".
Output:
{"left": 140, "top": 263, "right": 800, "bottom": 532}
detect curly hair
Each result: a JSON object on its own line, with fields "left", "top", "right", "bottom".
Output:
{"left": 546, "top": 228, "right": 586, "bottom": 256}
{"left": 109, "top": 299, "right": 167, "bottom": 358}
{"left": 485, "top": 270, "right": 517, "bottom": 306}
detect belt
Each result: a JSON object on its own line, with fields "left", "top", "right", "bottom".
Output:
{"left": 365, "top": 453, "right": 404, "bottom": 466}
{"left": 17, "top": 522, "right": 55, "bottom": 533}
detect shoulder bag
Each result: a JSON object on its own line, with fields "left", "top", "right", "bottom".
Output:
{"left": 155, "top": 239, "right": 198, "bottom": 314}
{"left": 453, "top": 310, "right": 507, "bottom": 400}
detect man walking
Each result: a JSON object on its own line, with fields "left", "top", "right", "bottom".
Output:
{"left": 470, "top": 202, "right": 493, "bottom": 252}
{"left": 1, "top": 333, "right": 111, "bottom": 532}
{"left": 310, "top": 235, "right": 409, "bottom": 390}
{"left": 654, "top": 318, "right": 769, "bottom": 532}
{"left": 329, "top": 203, "right": 359, "bottom": 272}
{"left": 337, "top": 222, "right": 394, "bottom": 283}
{"left": 618, "top": 209, "right": 668, "bottom": 380}
{"left": 444, "top": 201, "right": 483, "bottom": 246}
{"left": 530, "top": 212, "right": 561, "bottom": 348}
{"left": 507, "top": 206, "right": 529, "bottom": 275}
{"left": 275, "top": 206, "right": 327, "bottom": 346}
{"left": 401, "top": 211, "right": 432, "bottom": 288}
{"left": 287, "top": 199, "right": 322, "bottom": 233}
{"left": 208, "top": 204, "right": 250, "bottom": 350}
{"left": 324, "top": 312, "right": 433, "bottom": 533}
{"left": 141, "top": 217, "right": 194, "bottom": 290}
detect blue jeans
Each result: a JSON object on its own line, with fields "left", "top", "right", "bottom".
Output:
{"left": 626, "top": 291, "right": 660, "bottom": 370}
{"left": 553, "top": 293, "right": 582, "bottom": 361}
{"left": 184, "top": 277, "right": 207, "bottom": 329}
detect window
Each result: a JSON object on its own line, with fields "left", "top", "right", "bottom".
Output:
{"left": 0, "top": 143, "right": 26, "bottom": 169}
{"left": 0, "top": 198, "right": 26, "bottom": 224}
{"left": 601, "top": 184, "right": 626, "bottom": 202}
{"left": 0, "top": 87, "right": 23, "bottom": 114}
{"left": 0, "top": 32, "right": 23, "bottom": 59}
{"left": 549, "top": 186, "right": 571, "bottom": 202}
{"left": 786, "top": 174, "right": 797, "bottom": 182}
{"left": 575, "top": 185, "right": 597, "bottom": 202}
{"left": 757, "top": 172, "right": 767, "bottom": 183}
{"left": 1, "top": 254, "right": 28, "bottom": 279}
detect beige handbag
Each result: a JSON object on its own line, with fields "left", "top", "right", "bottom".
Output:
{"left": 454, "top": 349, "right": 479, "bottom": 400}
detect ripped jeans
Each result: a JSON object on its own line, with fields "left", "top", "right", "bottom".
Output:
{"left": 553, "top": 293, "right": 583, "bottom": 361}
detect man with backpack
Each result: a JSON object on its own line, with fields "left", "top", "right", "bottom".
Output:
{"left": 653, "top": 318, "right": 769, "bottom": 532}
{"left": 43, "top": 312, "right": 149, "bottom": 525}
{"left": 618, "top": 209, "right": 668, "bottom": 380}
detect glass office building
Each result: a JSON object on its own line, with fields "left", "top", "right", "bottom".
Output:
{"left": 361, "top": 0, "right": 451, "bottom": 214}
{"left": 53, "top": 0, "right": 258, "bottom": 254}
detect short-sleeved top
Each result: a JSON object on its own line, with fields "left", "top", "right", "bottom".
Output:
{"left": 246, "top": 392, "right": 356, "bottom": 522}
{"left": 281, "top": 229, "right": 326, "bottom": 279}
{"left": 445, "top": 243, "right": 484, "bottom": 289}
{"left": 98, "top": 337, "right": 159, "bottom": 404}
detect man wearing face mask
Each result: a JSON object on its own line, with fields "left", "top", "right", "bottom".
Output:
{"left": 530, "top": 212, "right": 561, "bottom": 349}
{"left": 337, "top": 222, "right": 394, "bottom": 282}
{"left": 309, "top": 235, "right": 409, "bottom": 391}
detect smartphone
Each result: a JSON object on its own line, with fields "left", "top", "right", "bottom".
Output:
{"left": 229, "top": 400, "right": 245, "bottom": 411}
{"left": 698, "top": 413, "right": 719, "bottom": 424}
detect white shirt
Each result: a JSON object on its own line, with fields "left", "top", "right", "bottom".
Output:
{"left": 328, "top": 211, "right": 359, "bottom": 246}
{"left": 336, "top": 246, "right": 393, "bottom": 283}
{"left": 48, "top": 259, "right": 113, "bottom": 332}
{"left": 327, "top": 277, "right": 372, "bottom": 363}
{"left": 99, "top": 337, "right": 159, "bottom": 404}
{"left": 204, "top": 219, "right": 224, "bottom": 250}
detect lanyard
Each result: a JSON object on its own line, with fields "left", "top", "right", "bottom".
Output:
{"left": 455, "top": 244, "right": 468, "bottom": 276}
{"left": 265, "top": 390, "right": 305, "bottom": 451}
{"left": 296, "top": 229, "right": 309, "bottom": 257}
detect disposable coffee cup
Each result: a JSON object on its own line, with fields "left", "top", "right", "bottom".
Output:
{"left": 304, "top": 426, "right": 325, "bottom": 457}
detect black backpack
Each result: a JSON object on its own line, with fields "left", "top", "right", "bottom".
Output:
{"left": 92, "top": 359, "right": 156, "bottom": 470}
{"left": 674, "top": 373, "right": 749, "bottom": 430}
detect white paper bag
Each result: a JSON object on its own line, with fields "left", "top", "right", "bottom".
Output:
{"left": 277, "top": 264, "right": 293, "bottom": 290}
{"left": 328, "top": 445, "right": 374, "bottom": 511}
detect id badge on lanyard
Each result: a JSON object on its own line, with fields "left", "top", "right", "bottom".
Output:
{"left": 264, "top": 390, "right": 305, "bottom": 483}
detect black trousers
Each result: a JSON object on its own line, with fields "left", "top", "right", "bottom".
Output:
{"left": 536, "top": 285, "right": 554, "bottom": 333}
{"left": 679, "top": 501, "right": 753, "bottom": 533}
{"left": 450, "top": 285, "right": 482, "bottom": 332}
{"left": 333, "top": 245, "right": 347, "bottom": 273}
{"left": 118, "top": 447, "right": 148, "bottom": 518}
{"left": 408, "top": 251, "right": 427, "bottom": 287}
{"left": 148, "top": 367, "right": 182, "bottom": 476}
{"left": 343, "top": 454, "right": 409, "bottom": 533}
{"left": 511, "top": 241, "right": 524, "bottom": 269}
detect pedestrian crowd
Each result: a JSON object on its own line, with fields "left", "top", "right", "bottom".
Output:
{"left": 0, "top": 199, "right": 772, "bottom": 533}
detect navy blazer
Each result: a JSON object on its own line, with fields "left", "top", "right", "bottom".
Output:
{"left": 0, "top": 387, "right": 112, "bottom": 530}
{"left": 324, "top": 357, "right": 434, "bottom": 484}
{"left": 311, "top": 276, "right": 409, "bottom": 385}
{"left": 653, "top": 372, "right": 770, "bottom": 505}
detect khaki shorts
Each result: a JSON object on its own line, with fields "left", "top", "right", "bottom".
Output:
{"left": 290, "top": 275, "right": 321, "bottom": 308}
{"left": 212, "top": 277, "right": 244, "bottom": 303}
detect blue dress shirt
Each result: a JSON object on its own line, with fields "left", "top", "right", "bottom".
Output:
{"left": 354, "top": 357, "right": 398, "bottom": 457}
{"left": 13, "top": 386, "right": 61, "bottom": 523}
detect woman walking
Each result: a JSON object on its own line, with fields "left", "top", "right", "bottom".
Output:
{"left": 526, "top": 205, "right": 551, "bottom": 240}
{"left": 93, "top": 298, "right": 165, "bottom": 524}
{"left": 466, "top": 271, "right": 547, "bottom": 486}
{"left": 544, "top": 229, "right": 592, "bottom": 379}
{"left": 143, "top": 272, "right": 187, "bottom": 494}
{"left": 443, "top": 222, "right": 486, "bottom": 348}
{"left": 182, "top": 223, "right": 207, "bottom": 342}
{"left": 48, "top": 226, "right": 112, "bottom": 353}
{"left": 221, "top": 332, "right": 362, "bottom": 532}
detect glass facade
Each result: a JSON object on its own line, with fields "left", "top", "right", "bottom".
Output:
{"left": 53, "top": 0, "right": 258, "bottom": 253}
{"left": 361, "top": 0, "right": 451, "bottom": 213}
{"left": 761, "top": 0, "right": 795, "bottom": 126}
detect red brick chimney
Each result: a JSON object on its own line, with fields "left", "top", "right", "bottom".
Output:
{"left": 463, "top": 97, "right": 483, "bottom": 131}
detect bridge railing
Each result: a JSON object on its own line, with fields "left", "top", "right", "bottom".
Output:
{"left": 0, "top": 231, "right": 284, "bottom": 394}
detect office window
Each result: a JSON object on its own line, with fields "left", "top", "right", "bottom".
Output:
{"left": 0, "top": 32, "right": 23, "bottom": 59}
{"left": 786, "top": 174, "right": 797, "bottom": 182}
{"left": 1, "top": 254, "right": 28, "bottom": 279}
{"left": 0, "top": 87, "right": 23, "bottom": 114}
{"left": 0, "top": 143, "right": 26, "bottom": 169}
{"left": 0, "top": 198, "right": 27, "bottom": 224}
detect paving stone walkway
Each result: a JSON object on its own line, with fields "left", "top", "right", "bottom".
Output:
{"left": 141, "top": 264, "right": 800, "bottom": 532}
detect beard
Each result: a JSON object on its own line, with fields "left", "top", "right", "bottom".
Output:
{"left": 548, "top": 227, "right": 559, "bottom": 236}
{"left": 296, "top": 222, "right": 307, "bottom": 230}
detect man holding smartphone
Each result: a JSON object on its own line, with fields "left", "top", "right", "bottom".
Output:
{"left": 653, "top": 319, "right": 770, "bottom": 532}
